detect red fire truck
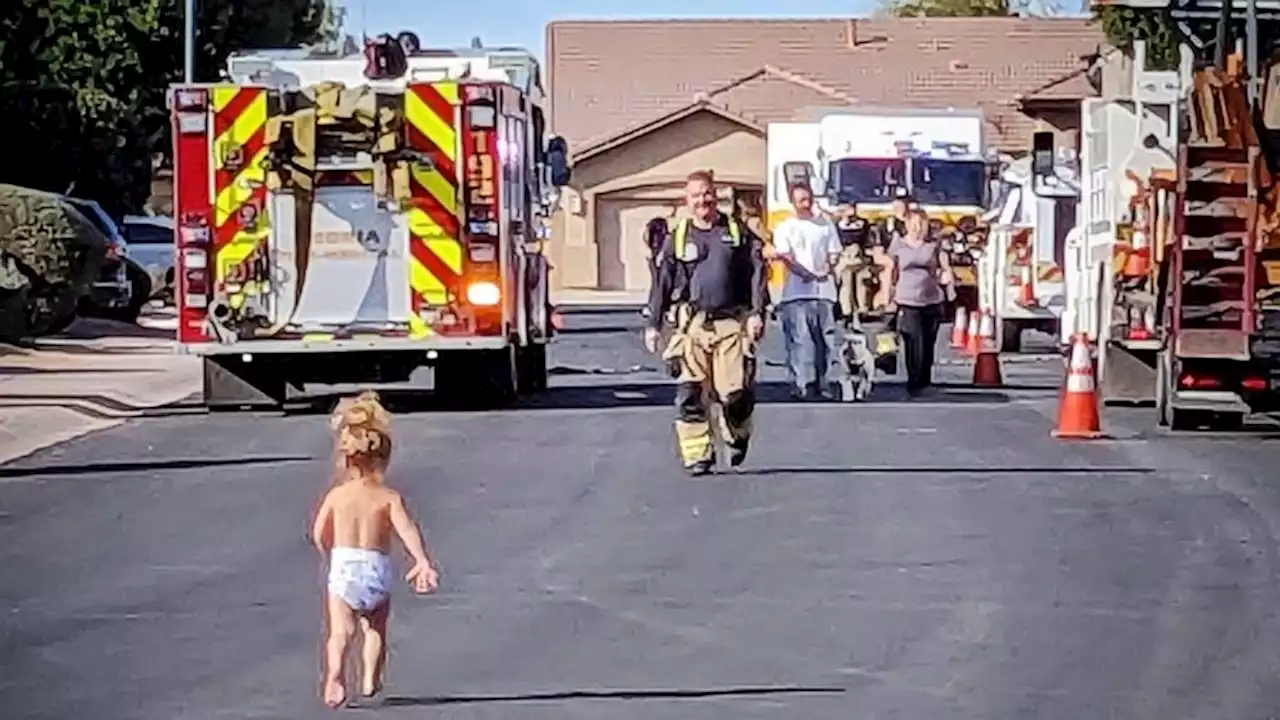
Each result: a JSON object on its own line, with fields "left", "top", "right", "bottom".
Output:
{"left": 168, "top": 36, "right": 569, "bottom": 409}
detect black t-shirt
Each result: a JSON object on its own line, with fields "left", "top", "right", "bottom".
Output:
{"left": 876, "top": 217, "right": 907, "bottom": 249}
{"left": 646, "top": 214, "right": 766, "bottom": 327}
{"left": 836, "top": 216, "right": 870, "bottom": 248}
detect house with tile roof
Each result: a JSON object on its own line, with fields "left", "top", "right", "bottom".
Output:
{"left": 545, "top": 17, "right": 1108, "bottom": 293}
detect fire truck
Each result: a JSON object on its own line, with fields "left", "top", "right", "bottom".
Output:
{"left": 167, "top": 36, "right": 570, "bottom": 410}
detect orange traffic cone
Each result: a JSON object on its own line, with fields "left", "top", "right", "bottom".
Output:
{"left": 1052, "top": 334, "right": 1105, "bottom": 439}
{"left": 950, "top": 306, "right": 968, "bottom": 349}
{"left": 978, "top": 310, "right": 996, "bottom": 349}
{"left": 1017, "top": 266, "right": 1035, "bottom": 306}
{"left": 964, "top": 309, "right": 983, "bottom": 355}
{"left": 972, "top": 312, "right": 1003, "bottom": 387}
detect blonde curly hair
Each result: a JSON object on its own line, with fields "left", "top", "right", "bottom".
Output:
{"left": 330, "top": 391, "right": 393, "bottom": 475}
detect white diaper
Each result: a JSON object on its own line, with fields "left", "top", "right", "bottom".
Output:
{"left": 328, "top": 547, "right": 393, "bottom": 612}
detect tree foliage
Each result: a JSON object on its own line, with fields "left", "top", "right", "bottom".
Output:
{"left": 0, "top": 0, "right": 332, "bottom": 215}
{"left": 878, "top": 0, "right": 1078, "bottom": 17}
{"left": 1094, "top": 6, "right": 1181, "bottom": 71}
{"left": 880, "top": 0, "right": 1012, "bottom": 17}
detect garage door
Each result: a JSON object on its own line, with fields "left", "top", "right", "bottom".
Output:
{"left": 596, "top": 198, "right": 676, "bottom": 292}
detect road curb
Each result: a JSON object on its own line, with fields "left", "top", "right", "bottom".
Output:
{"left": 0, "top": 406, "right": 123, "bottom": 467}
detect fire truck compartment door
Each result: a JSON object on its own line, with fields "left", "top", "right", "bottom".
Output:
{"left": 289, "top": 187, "right": 412, "bottom": 328}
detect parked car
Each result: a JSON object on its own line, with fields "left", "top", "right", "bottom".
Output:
{"left": 62, "top": 197, "right": 149, "bottom": 323}
{"left": 121, "top": 215, "right": 175, "bottom": 305}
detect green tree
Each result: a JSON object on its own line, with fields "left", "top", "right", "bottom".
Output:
{"left": 1094, "top": 6, "right": 1181, "bottom": 71}
{"left": 0, "top": 0, "right": 330, "bottom": 215}
{"left": 877, "top": 0, "right": 1076, "bottom": 18}
{"left": 880, "top": 0, "right": 1012, "bottom": 17}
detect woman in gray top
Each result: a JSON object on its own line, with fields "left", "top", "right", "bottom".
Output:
{"left": 887, "top": 209, "right": 956, "bottom": 396}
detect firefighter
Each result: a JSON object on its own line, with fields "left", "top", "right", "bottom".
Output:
{"left": 643, "top": 170, "right": 768, "bottom": 476}
{"left": 832, "top": 202, "right": 869, "bottom": 327}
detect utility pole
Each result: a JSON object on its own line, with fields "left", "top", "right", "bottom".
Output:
{"left": 184, "top": 0, "right": 195, "bottom": 82}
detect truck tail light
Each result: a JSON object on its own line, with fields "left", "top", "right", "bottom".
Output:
{"left": 1179, "top": 373, "right": 1221, "bottom": 390}
{"left": 465, "top": 280, "right": 501, "bottom": 307}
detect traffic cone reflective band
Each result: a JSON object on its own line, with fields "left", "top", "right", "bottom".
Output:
{"left": 965, "top": 309, "right": 983, "bottom": 355}
{"left": 1017, "top": 265, "right": 1036, "bottom": 306}
{"left": 1052, "top": 334, "right": 1104, "bottom": 439}
{"left": 950, "top": 306, "right": 968, "bottom": 348}
{"left": 978, "top": 310, "right": 996, "bottom": 351}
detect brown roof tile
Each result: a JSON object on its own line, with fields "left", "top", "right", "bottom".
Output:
{"left": 548, "top": 17, "right": 1107, "bottom": 153}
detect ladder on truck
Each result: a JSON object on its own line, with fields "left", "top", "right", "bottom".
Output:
{"left": 1169, "top": 67, "right": 1258, "bottom": 364}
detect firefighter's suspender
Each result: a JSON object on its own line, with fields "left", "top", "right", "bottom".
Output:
{"left": 672, "top": 216, "right": 742, "bottom": 261}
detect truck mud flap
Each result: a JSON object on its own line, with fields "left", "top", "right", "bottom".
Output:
{"left": 203, "top": 355, "right": 302, "bottom": 410}
{"left": 1100, "top": 341, "right": 1157, "bottom": 406}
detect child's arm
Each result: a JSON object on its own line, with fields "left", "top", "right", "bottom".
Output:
{"left": 310, "top": 491, "right": 335, "bottom": 556}
{"left": 390, "top": 492, "right": 438, "bottom": 592}
{"left": 389, "top": 492, "right": 431, "bottom": 566}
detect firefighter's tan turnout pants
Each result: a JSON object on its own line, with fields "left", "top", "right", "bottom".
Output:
{"left": 662, "top": 306, "right": 757, "bottom": 468}
{"left": 834, "top": 245, "right": 893, "bottom": 319}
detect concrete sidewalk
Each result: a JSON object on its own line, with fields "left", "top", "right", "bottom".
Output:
{"left": 0, "top": 318, "right": 200, "bottom": 465}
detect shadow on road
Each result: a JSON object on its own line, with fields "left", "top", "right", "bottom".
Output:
{"left": 552, "top": 325, "right": 639, "bottom": 336}
{"left": 730, "top": 465, "right": 1155, "bottom": 476}
{"left": 55, "top": 318, "right": 175, "bottom": 340}
{"left": 280, "top": 381, "right": 1021, "bottom": 416}
{"left": 554, "top": 305, "right": 644, "bottom": 316}
{"left": 379, "top": 684, "right": 846, "bottom": 707}
{"left": 0, "top": 454, "right": 314, "bottom": 479}
{"left": 0, "top": 365, "right": 158, "bottom": 376}
{"left": 521, "top": 381, "right": 1016, "bottom": 410}
{"left": 933, "top": 380, "right": 1062, "bottom": 393}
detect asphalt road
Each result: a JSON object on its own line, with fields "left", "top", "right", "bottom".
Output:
{"left": 3, "top": 307, "right": 1280, "bottom": 719}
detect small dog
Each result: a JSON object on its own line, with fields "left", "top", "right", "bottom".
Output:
{"left": 839, "top": 325, "right": 878, "bottom": 402}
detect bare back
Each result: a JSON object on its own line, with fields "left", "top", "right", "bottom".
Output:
{"left": 321, "top": 481, "right": 399, "bottom": 552}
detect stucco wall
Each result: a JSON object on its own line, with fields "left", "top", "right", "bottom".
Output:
{"left": 549, "top": 111, "right": 766, "bottom": 290}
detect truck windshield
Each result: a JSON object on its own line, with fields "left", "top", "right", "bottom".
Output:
{"left": 828, "top": 158, "right": 905, "bottom": 204}
{"left": 911, "top": 158, "right": 986, "bottom": 206}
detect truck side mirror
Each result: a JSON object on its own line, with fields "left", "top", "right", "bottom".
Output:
{"left": 1032, "top": 131, "right": 1054, "bottom": 178}
{"left": 546, "top": 136, "right": 571, "bottom": 187}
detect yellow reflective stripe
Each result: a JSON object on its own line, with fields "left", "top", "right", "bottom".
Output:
{"left": 674, "top": 216, "right": 741, "bottom": 261}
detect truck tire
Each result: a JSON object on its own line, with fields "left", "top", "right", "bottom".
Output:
{"left": 1157, "top": 350, "right": 1205, "bottom": 429}
{"left": 1000, "top": 320, "right": 1022, "bottom": 354}
{"left": 476, "top": 347, "right": 518, "bottom": 408}
{"left": 516, "top": 343, "right": 548, "bottom": 394}
{"left": 1155, "top": 350, "right": 1172, "bottom": 427}
{"left": 104, "top": 262, "right": 151, "bottom": 324}
{"left": 437, "top": 348, "right": 518, "bottom": 409}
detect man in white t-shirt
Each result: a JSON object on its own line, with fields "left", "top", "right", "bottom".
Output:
{"left": 773, "top": 184, "right": 848, "bottom": 400}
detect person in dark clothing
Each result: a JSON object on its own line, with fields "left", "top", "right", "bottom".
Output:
{"left": 645, "top": 170, "right": 768, "bottom": 475}
{"left": 887, "top": 209, "right": 956, "bottom": 396}
{"left": 641, "top": 217, "right": 670, "bottom": 319}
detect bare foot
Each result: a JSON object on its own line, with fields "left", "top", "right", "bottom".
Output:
{"left": 323, "top": 678, "right": 346, "bottom": 709}
{"left": 360, "top": 675, "right": 382, "bottom": 698}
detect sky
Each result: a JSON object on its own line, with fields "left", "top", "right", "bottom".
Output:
{"left": 335, "top": 0, "right": 884, "bottom": 60}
